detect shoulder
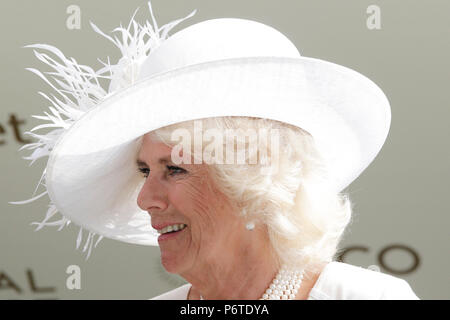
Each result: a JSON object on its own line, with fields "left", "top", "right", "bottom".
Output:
{"left": 308, "top": 261, "right": 419, "bottom": 300}
{"left": 150, "top": 283, "right": 192, "bottom": 300}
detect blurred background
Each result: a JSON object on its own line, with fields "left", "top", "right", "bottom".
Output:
{"left": 1, "top": 0, "right": 448, "bottom": 299}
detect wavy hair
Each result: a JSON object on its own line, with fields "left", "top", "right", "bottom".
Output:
{"left": 150, "top": 116, "right": 353, "bottom": 275}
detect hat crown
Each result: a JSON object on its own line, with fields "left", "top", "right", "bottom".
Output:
{"left": 138, "top": 18, "right": 301, "bottom": 80}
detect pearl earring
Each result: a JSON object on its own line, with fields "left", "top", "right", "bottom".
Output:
{"left": 246, "top": 221, "right": 255, "bottom": 231}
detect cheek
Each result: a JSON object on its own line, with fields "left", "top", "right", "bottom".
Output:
{"left": 168, "top": 179, "right": 222, "bottom": 236}
{"left": 169, "top": 179, "right": 211, "bottom": 218}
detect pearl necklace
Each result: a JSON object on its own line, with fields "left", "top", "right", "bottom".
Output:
{"left": 260, "top": 265, "right": 304, "bottom": 300}
{"left": 199, "top": 265, "right": 304, "bottom": 300}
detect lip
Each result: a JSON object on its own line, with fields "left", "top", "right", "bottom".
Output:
{"left": 152, "top": 222, "right": 186, "bottom": 231}
{"left": 157, "top": 226, "right": 187, "bottom": 243}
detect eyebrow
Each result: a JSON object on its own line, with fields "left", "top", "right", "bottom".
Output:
{"left": 136, "top": 156, "right": 172, "bottom": 167}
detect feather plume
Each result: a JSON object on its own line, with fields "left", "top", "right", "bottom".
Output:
{"left": 10, "top": 1, "right": 196, "bottom": 259}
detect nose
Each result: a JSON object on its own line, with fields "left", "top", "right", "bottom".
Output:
{"left": 137, "top": 175, "right": 169, "bottom": 214}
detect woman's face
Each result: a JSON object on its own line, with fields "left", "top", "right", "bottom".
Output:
{"left": 136, "top": 133, "right": 245, "bottom": 274}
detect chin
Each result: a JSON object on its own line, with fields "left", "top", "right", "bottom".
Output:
{"left": 160, "top": 250, "right": 184, "bottom": 274}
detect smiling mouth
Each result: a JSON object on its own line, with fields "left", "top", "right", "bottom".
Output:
{"left": 157, "top": 224, "right": 187, "bottom": 242}
{"left": 158, "top": 223, "right": 187, "bottom": 235}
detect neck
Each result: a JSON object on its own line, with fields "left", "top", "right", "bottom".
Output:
{"left": 180, "top": 226, "right": 280, "bottom": 300}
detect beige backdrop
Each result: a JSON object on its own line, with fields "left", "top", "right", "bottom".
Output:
{"left": 1, "top": 0, "right": 448, "bottom": 299}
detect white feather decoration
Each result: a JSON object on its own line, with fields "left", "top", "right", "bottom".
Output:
{"left": 9, "top": 1, "right": 196, "bottom": 259}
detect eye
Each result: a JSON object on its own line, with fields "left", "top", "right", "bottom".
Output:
{"left": 167, "top": 165, "right": 187, "bottom": 176}
{"left": 137, "top": 165, "right": 187, "bottom": 179}
{"left": 138, "top": 167, "right": 149, "bottom": 178}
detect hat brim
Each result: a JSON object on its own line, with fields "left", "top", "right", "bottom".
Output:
{"left": 46, "top": 56, "right": 390, "bottom": 246}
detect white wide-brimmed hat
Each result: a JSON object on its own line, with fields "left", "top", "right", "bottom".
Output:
{"left": 11, "top": 1, "right": 390, "bottom": 258}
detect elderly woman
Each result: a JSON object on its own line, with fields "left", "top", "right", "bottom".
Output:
{"left": 12, "top": 2, "right": 418, "bottom": 300}
{"left": 138, "top": 117, "right": 418, "bottom": 300}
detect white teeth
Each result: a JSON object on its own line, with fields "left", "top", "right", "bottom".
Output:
{"left": 158, "top": 224, "right": 187, "bottom": 234}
